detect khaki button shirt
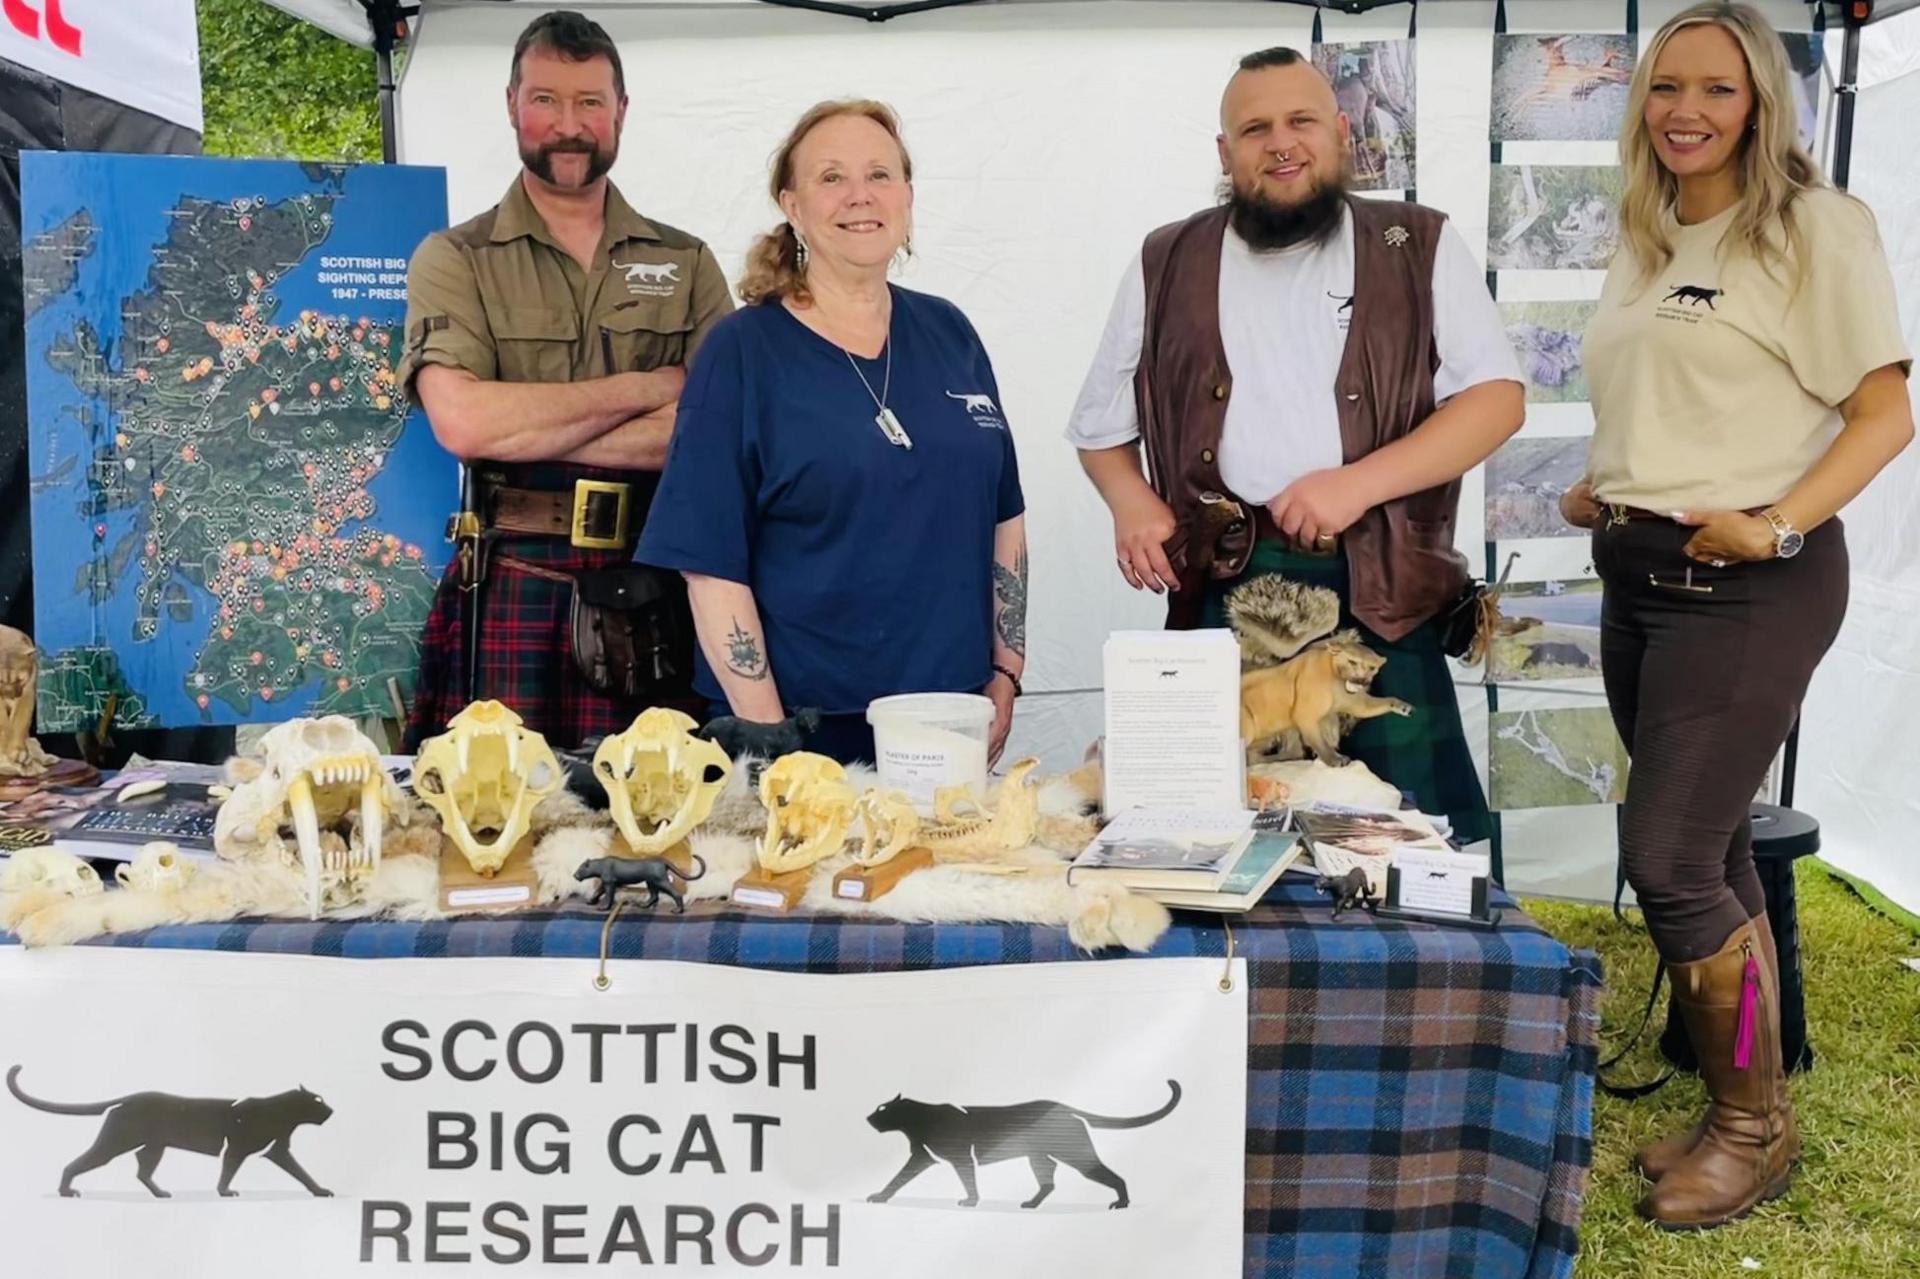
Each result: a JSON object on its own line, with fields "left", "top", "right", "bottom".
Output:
{"left": 397, "top": 177, "right": 733, "bottom": 398}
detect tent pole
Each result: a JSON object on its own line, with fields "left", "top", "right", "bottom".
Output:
{"left": 364, "top": 0, "right": 413, "bottom": 164}
{"left": 1833, "top": 4, "right": 1864, "bottom": 189}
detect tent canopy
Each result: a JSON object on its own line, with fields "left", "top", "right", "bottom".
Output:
{"left": 260, "top": 0, "right": 1917, "bottom": 44}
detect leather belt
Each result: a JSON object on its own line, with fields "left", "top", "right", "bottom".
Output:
{"left": 484, "top": 479, "right": 633, "bottom": 549}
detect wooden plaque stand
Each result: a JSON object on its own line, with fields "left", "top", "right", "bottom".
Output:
{"left": 0, "top": 758, "right": 101, "bottom": 802}
{"left": 831, "top": 845, "right": 934, "bottom": 903}
{"left": 438, "top": 833, "right": 540, "bottom": 914}
{"left": 729, "top": 863, "right": 816, "bottom": 912}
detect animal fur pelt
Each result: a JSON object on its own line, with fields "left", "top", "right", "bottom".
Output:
{"left": 2, "top": 760, "right": 1161, "bottom": 953}
{"left": 1225, "top": 574, "right": 1342, "bottom": 668}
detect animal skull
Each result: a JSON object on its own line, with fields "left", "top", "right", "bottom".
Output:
{"left": 0, "top": 847, "right": 104, "bottom": 897}
{"left": 592, "top": 708, "right": 732, "bottom": 856}
{"left": 757, "top": 752, "right": 856, "bottom": 874}
{"left": 851, "top": 789, "right": 920, "bottom": 867}
{"left": 212, "top": 715, "right": 398, "bottom": 917}
{"left": 412, "top": 700, "right": 561, "bottom": 877}
{"left": 114, "top": 841, "right": 195, "bottom": 894}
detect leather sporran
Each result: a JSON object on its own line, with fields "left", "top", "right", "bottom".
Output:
{"left": 567, "top": 565, "right": 695, "bottom": 700}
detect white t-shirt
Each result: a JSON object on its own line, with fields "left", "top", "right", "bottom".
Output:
{"left": 1066, "top": 209, "right": 1522, "bottom": 503}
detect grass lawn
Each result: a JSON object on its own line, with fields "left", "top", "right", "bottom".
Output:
{"left": 1525, "top": 861, "right": 1920, "bottom": 1277}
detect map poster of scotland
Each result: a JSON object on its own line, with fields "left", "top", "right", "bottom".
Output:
{"left": 21, "top": 154, "right": 452, "bottom": 730}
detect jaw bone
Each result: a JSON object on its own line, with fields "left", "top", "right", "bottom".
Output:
{"left": 594, "top": 708, "right": 732, "bottom": 856}
{"left": 757, "top": 752, "right": 856, "bottom": 874}
{"left": 412, "top": 700, "right": 561, "bottom": 876}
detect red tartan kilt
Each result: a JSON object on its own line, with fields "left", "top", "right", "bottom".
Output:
{"left": 405, "top": 538, "right": 697, "bottom": 752}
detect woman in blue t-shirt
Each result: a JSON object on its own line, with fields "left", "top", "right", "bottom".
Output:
{"left": 637, "top": 99, "right": 1027, "bottom": 765}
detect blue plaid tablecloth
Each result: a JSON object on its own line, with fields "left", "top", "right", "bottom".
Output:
{"left": 2, "top": 878, "right": 1600, "bottom": 1279}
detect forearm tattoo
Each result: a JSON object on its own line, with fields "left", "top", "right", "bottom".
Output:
{"left": 992, "top": 548, "right": 1028, "bottom": 659}
{"left": 724, "top": 618, "right": 769, "bottom": 681}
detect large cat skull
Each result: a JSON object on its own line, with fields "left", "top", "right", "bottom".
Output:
{"left": 757, "top": 752, "right": 855, "bottom": 874}
{"left": 593, "top": 708, "right": 732, "bottom": 856}
{"left": 412, "top": 700, "right": 561, "bottom": 877}
{"left": 213, "top": 715, "right": 397, "bottom": 918}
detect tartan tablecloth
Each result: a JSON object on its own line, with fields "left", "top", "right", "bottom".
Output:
{"left": 2, "top": 878, "right": 1600, "bottom": 1279}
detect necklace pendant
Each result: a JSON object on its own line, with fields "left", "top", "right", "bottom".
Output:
{"left": 875, "top": 407, "right": 913, "bottom": 450}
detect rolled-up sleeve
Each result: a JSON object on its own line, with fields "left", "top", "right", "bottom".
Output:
{"left": 1065, "top": 251, "right": 1147, "bottom": 451}
{"left": 396, "top": 232, "right": 496, "bottom": 396}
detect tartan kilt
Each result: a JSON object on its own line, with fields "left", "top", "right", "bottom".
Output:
{"left": 405, "top": 537, "right": 692, "bottom": 752}
{"left": 1201, "top": 540, "right": 1493, "bottom": 845}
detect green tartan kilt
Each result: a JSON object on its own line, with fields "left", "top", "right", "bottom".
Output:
{"left": 1201, "top": 541, "right": 1492, "bottom": 845}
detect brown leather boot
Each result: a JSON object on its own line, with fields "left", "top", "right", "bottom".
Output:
{"left": 1634, "top": 914, "right": 1782, "bottom": 1182}
{"left": 1638, "top": 917, "right": 1799, "bottom": 1228}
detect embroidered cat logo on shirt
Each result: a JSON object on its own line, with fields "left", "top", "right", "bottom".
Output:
{"left": 1328, "top": 291, "right": 1355, "bottom": 332}
{"left": 1662, "top": 284, "right": 1722, "bottom": 309}
{"left": 615, "top": 260, "right": 682, "bottom": 297}
{"left": 946, "top": 391, "right": 998, "bottom": 415}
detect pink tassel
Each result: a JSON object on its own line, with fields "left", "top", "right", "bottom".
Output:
{"left": 1734, "top": 952, "right": 1760, "bottom": 1070}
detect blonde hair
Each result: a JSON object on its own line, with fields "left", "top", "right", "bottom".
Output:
{"left": 1618, "top": 2, "right": 1832, "bottom": 289}
{"left": 737, "top": 99, "right": 915, "bottom": 306}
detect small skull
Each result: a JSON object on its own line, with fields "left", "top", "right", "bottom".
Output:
{"left": 0, "top": 848, "right": 105, "bottom": 897}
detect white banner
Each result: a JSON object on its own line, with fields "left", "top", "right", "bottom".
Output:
{"left": 0, "top": 948, "right": 1245, "bottom": 1276}
{"left": 0, "top": 0, "right": 202, "bottom": 133}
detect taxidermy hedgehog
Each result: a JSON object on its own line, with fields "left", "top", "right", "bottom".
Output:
{"left": 1224, "top": 575, "right": 1341, "bottom": 668}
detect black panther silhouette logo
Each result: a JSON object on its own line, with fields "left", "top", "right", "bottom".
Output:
{"left": 1327, "top": 290, "right": 1355, "bottom": 313}
{"left": 1663, "top": 284, "right": 1723, "bottom": 309}
{"left": 866, "top": 1080, "right": 1180, "bottom": 1209}
{"left": 7, "top": 1065, "right": 334, "bottom": 1199}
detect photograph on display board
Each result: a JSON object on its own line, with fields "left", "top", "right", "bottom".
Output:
{"left": 20, "top": 153, "right": 454, "bottom": 731}
{"left": 1488, "top": 581, "right": 1603, "bottom": 683}
{"left": 1489, "top": 707, "right": 1629, "bottom": 810}
{"left": 1490, "top": 34, "right": 1636, "bottom": 142}
{"left": 1486, "top": 436, "right": 1591, "bottom": 540}
{"left": 1780, "top": 31, "right": 1825, "bottom": 151}
{"left": 1500, "top": 300, "right": 1599, "bottom": 402}
{"left": 1488, "top": 164, "right": 1623, "bottom": 270}
{"left": 1313, "top": 40, "right": 1416, "bottom": 191}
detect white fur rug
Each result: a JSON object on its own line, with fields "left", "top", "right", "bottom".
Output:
{"left": 0, "top": 760, "right": 1169, "bottom": 954}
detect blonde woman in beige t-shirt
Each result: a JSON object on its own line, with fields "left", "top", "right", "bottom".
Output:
{"left": 1559, "top": 2, "right": 1913, "bottom": 1233}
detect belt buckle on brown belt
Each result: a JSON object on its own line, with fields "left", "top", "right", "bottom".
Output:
{"left": 571, "top": 479, "right": 631, "bottom": 549}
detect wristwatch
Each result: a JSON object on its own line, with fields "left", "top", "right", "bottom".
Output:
{"left": 990, "top": 662, "right": 1023, "bottom": 697}
{"left": 1759, "top": 508, "right": 1804, "bottom": 559}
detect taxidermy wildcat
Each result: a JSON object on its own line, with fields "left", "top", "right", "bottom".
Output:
{"left": 6, "top": 1065, "right": 334, "bottom": 1199}
{"left": 575, "top": 853, "right": 708, "bottom": 912}
{"left": 1224, "top": 574, "right": 1341, "bottom": 667}
{"left": 866, "top": 1080, "right": 1181, "bottom": 1210}
{"left": 1240, "top": 631, "right": 1413, "bottom": 765}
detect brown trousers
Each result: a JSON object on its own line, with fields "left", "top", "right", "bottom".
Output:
{"left": 1593, "top": 516, "right": 1848, "bottom": 962}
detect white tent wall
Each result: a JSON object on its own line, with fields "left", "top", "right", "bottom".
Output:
{"left": 395, "top": 0, "right": 1894, "bottom": 906}
{"left": 1797, "top": 6, "right": 1920, "bottom": 918}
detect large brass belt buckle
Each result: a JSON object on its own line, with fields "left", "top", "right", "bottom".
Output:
{"left": 571, "top": 479, "right": 631, "bottom": 550}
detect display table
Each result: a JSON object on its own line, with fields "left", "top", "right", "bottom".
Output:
{"left": 1, "top": 877, "right": 1599, "bottom": 1279}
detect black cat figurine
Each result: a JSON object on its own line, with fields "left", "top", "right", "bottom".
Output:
{"left": 575, "top": 853, "right": 709, "bottom": 913}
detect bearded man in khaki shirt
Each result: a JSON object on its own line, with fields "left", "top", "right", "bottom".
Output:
{"left": 398, "top": 10, "right": 732, "bottom": 749}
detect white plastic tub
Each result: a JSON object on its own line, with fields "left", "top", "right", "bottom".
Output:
{"left": 865, "top": 692, "right": 993, "bottom": 813}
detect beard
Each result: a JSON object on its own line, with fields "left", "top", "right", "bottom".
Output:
{"left": 1224, "top": 167, "right": 1349, "bottom": 251}
{"left": 521, "top": 135, "right": 616, "bottom": 188}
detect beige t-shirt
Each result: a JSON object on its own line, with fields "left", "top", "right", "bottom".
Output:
{"left": 1584, "top": 189, "right": 1910, "bottom": 512}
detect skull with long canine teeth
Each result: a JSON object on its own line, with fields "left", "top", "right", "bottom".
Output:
{"left": 756, "top": 752, "right": 856, "bottom": 874}
{"left": 851, "top": 789, "right": 920, "bottom": 867}
{"left": 593, "top": 708, "right": 732, "bottom": 857}
{"left": 412, "top": 700, "right": 561, "bottom": 877}
{"left": 211, "top": 715, "right": 397, "bottom": 917}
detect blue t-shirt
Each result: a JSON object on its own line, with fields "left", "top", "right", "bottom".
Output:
{"left": 636, "top": 286, "right": 1024, "bottom": 715}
